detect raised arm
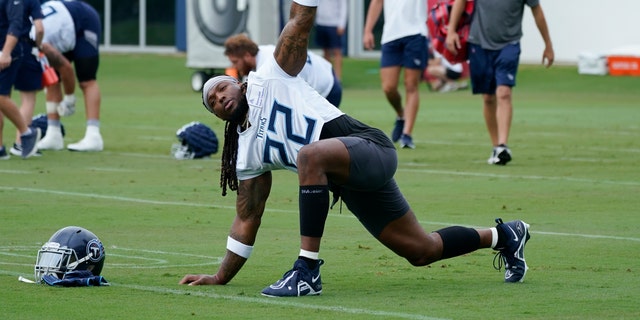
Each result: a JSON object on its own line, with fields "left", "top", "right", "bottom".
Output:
{"left": 273, "top": 0, "right": 317, "bottom": 76}
{"left": 180, "top": 171, "right": 272, "bottom": 285}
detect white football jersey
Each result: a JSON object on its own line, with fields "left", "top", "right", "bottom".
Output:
{"left": 31, "top": 1, "right": 76, "bottom": 53}
{"left": 256, "top": 45, "right": 335, "bottom": 98}
{"left": 235, "top": 54, "right": 344, "bottom": 180}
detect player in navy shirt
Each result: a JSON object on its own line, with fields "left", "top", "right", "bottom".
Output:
{"left": 0, "top": 0, "right": 43, "bottom": 159}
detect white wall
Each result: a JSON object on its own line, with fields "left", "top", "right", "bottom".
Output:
{"left": 349, "top": 0, "right": 640, "bottom": 65}
{"left": 521, "top": 0, "right": 640, "bottom": 64}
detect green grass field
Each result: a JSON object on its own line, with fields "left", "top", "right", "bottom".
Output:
{"left": 1, "top": 53, "right": 639, "bottom": 319}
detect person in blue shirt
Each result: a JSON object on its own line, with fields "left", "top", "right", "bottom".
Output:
{"left": 0, "top": 0, "right": 42, "bottom": 159}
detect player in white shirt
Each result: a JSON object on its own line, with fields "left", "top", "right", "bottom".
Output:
{"left": 224, "top": 33, "right": 342, "bottom": 108}
{"left": 32, "top": 0, "right": 104, "bottom": 152}
{"left": 314, "top": 0, "right": 348, "bottom": 81}
{"left": 363, "top": 0, "right": 428, "bottom": 149}
{"left": 179, "top": 0, "right": 532, "bottom": 297}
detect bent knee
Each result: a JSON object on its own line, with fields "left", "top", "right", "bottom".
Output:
{"left": 297, "top": 145, "right": 319, "bottom": 169}
{"left": 405, "top": 252, "right": 439, "bottom": 267}
{"left": 402, "top": 234, "right": 443, "bottom": 267}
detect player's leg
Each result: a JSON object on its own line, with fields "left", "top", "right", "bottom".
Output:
{"left": 297, "top": 138, "right": 351, "bottom": 253}
{"left": 380, "top": 39, "right": 404, "bottom": 119}
{"left": 262, "top": 138, "right": 352, "bottom": 297}
{"left": 400, "top": 34, "right": 428, "bottom": 146}
{"left": 67, "top": 12, "right": 103, "bottom": 152}
{"left": 14, "top": 91, "right": 37, "bottom": 146}
{"left": 493, "top": 43, "right": 521, "bottom": 162}
{"left": 13, "top": 52, "right": 42, "bottom": 148}
{"left": 4, "top": 50, "right": 41, "bottom": 158}
{"left": 377, "top": 210, "right": 493, "bottom": 266}
{"left": 494, "top": 43, "right": 520, "bottom": 144}
{"left": 37, "top": 82, "right": 65, "bottom": 150}
{"left": 0, "top": 56, "right": 30, "bottom": 135}
{"left": 67, "top": 54, "right": 103, "bottom": 152}
{"left": 330, "top": 47, "right": 343, "bottom": 81}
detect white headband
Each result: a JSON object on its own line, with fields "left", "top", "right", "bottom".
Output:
{"left": 201, "top": 75, "right": 238, "bottom": 114}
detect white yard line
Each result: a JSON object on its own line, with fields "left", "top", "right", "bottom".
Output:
{"left": 1, "top": 185, "right": 638, "bottom": 242}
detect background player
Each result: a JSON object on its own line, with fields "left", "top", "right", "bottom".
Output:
{"left": 34, "top": 0, "right": 104, "bottom": 152}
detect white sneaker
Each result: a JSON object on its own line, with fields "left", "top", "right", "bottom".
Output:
{"left": 67, "top": 133, "right": 103, "bottom": 152}
{"left": 487, "top": 147, "right": 499, "bottom": 164}
{"left": 37, "top": 128, "right": 64, "bottom": 150}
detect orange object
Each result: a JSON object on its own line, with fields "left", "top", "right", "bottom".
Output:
{"left": 225, "top": 67, "right": 239, "bottom": 79}
{"left": 42, "top": 65, "right": 59, "bottom": 86}
{"left": 607, "top": 56, "right": 640, "bottom": 76}
{"left": 39, "top": 52, "right": 59, "bottom": 86}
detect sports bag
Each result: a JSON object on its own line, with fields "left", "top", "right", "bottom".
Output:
{"left": 427, "top": 0, "right": 474, "bottom": 64}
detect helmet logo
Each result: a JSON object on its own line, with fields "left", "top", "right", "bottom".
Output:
{"left": 86, "top": 239, "right": 105, "bottom": 262}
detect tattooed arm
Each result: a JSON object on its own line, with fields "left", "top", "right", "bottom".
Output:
{"left": 180, "top": 172, "right": 272, "bottom": 285}
{"left": 274, "top": 1, "right": 317, "bottom": 77}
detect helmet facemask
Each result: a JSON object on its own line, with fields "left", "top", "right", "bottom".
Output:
{"left": 34, "top": 242, "right": 78, "bottom": 282}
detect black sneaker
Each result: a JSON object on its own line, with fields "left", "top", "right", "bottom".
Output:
{"left": 18, "top": 127, "right": 42, "bottom": 158}
{"left": 261, "top": 259, "right": 324, "bottom": 297}
{"left": 399, "top": 134, "right": 415, "bottom": 149}
{"left": 488, "top": 144, "right": 512, "bottom": 165}
{"left": 493, "top": 218, "right": 531, "bottom": 283}
{"left": 391, "top": 119, "right": 405, "bottom": 142}
{"left": 0, "top": 145, "right": 9, "bottom": 160}
{"left": 10, "top": 142, "right": 43, "bottom": 158}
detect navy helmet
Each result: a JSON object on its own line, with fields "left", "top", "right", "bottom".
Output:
{"left": 31, "top": 114, "right": 65, "bottom": 137}
{"left": 172, "top": 121, "right": 218, "bottom": 159}
{"left": 35, "top": 226, "right": 106, "bottom": 283}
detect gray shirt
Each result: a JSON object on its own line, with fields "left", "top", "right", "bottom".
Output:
{"left": 468, "top": 0, "right": 539, "bottom": 50}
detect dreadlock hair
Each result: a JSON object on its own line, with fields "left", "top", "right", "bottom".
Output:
{"left": 219, "top": 82, "right": 249, "bottom": 196}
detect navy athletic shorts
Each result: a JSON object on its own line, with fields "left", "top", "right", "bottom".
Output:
{"left": 315, "top": 25, "right": 343, "bottom": 49}
{"left": 380, "top": 34, "right": 428, "bottom": 70}
{"left": 0, "top": 41, "right": 42, "bottom": 94}
{"left": 335, "top": 136, "right": 410, "bottom": 237}
{"left": 469, "top": 42, "right": 521, "bottom": 94}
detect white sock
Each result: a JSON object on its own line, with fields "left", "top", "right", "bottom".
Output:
{"left": 490, "top": 227, "right": 498, "bottom": 249}
{"left": 299, "top": 249, "right": 319, "bottom": 260}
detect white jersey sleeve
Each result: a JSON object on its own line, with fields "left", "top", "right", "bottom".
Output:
{"left": 235, "top": 54, "right": 344, "bottom": 180}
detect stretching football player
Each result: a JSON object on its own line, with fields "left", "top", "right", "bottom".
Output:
{"left": 180, "top": 0, "right": 531, "bottom": 297}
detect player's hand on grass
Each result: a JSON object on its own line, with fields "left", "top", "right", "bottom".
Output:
{"left": 179, "top": 274, "right": 223, "bottom": 286}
